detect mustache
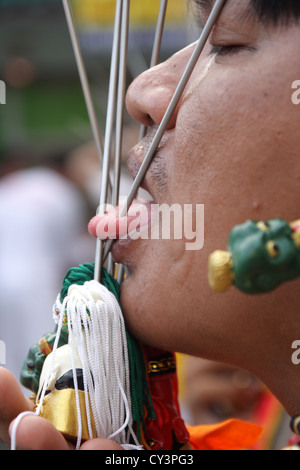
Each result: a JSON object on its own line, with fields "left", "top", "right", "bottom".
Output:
{"left": 140, "top": 126, "right": 168, "bottom": 193}
{"left": 140, "top": 126, "right": 168, "bottom": 194}
{"left": 148, "top": 152, "right": 168, "bottom": 194}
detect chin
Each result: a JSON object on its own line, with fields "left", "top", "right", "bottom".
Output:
{"left": 116, "top": 237, "right": 197, "bottom": 351}
{"left": 119, "top": 273, "right": 162, "bottom": 347}
{"left": 119, "top": 273, "right": 180, "bottom": 353}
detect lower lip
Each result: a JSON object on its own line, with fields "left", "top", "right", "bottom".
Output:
{"left": 107, "top": 198, "right": 155, "bottom": 261}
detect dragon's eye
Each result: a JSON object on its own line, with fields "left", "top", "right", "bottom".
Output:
{"left": 257, "top": 221, "right": 270, "bottom": 232}
{"left": 266, "top": 241, "right": 280, "bottom": 258}
{"left": 27, "top": 360, "right": 35, "bottom": 370}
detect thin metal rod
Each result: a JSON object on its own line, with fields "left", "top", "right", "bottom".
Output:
{"left": 112, "top": 0, "right": 130, "bottom": 209}
{"left": 116, "top": 0, "right": 166, "bottom": 283}
{"left": 108, "top": 0, "right": 130, "bottom": 277}
{"left": 94, "top": 0, "right": 123, "bottom": 281}
{"left": 139, "top": 0, "right": 168, "bottom": 140}
{"left": 102, "top": 0, "right": 228, "bottom": 262}
{"left": 62, "top": 0, "right": 107, "bottom": 183}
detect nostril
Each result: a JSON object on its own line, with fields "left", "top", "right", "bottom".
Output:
{"left": 145, "top": 113, "right": 154, "bottom": 126}
{"left": 126, "top": 61, "right": 181, "bottom": 129}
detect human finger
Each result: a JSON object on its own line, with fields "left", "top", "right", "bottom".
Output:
{"left": 80, "top": 438, "right": 124, "bottom": 450}
{"left": 0, "top": 367, "right": 34, "bottom": 446}
{"left": 9, "top": 414, "right": 72, "bottom": 450}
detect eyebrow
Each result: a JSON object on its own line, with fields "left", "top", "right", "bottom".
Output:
{"left": 193, "top": 0, "right": 256, "bottom": 24}
{"left": 194, "top": 0, "right": 215, "bottom": 15}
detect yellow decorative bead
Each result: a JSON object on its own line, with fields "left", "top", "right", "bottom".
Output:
{"left": 208, "top": 250, "right": 235, "bottom": 293}
{"left": 38, "top": 337, "right": 53, "bottom": 356}
{"left": 266, "top": 240, "right": 280, "bottom": 258}
{"left": 256, "top": 221, "right": 270, "bottom": 232}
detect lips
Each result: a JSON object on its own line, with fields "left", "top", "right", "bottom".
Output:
{"left": 88, "top": 132, "right": 160, "bottom": 261}
{"left": 88, "top": 197, "right": 154, "bottom": 242}
{"left": 125, "top": 129, "right": 160, "bottom": 195}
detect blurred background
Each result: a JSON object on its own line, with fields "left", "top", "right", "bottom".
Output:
{"left": 0, "top": 0, "right": 197, "bottom": 153}
{"left": 0, "top": 0, "right": 197, "bottom": 395}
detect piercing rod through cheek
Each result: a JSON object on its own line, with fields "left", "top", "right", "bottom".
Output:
{"left": 108, "top": 0, "right": 130, "bottom": 278}
{"left": 139, "top": 0, "right": 168, "bottom": 141}
{"left": 94, "top": 0, "right": 125, "bottom": 281}
{"left": 101, "top": 0, "right": 228, "bottom": 264}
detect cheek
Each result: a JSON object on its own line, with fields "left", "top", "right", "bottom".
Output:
{"left": 119, "top": 240, "right": 197, "bottom": 350}
{"left": 173, "top": 63, "right": 290, "bottom": 206}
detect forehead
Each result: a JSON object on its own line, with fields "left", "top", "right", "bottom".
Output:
{"left": 196, "top": 0, "right": 253, "bottom": 21}
{"left": 194, "top": 0, "right": 260, "bottom": 42}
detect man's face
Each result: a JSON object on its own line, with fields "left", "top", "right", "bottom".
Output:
{"left": 99, "top": 0, "right": 300, "bottom": 362}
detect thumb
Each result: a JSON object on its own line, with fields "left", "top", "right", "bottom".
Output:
{"left": 80, "top": 438, "right": 124, "bottom": 450}
{"left": 0, "top": 367, "right": 34, "bottom": 446}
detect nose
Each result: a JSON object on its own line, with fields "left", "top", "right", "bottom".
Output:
{"left": 125, "top": 43, "right": 195, "bottom": 130}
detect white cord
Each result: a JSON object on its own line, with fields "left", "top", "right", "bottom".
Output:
{"left": 11, "top": 281, "right": 141, "bottom": 450}
{"left": 66, "top": 304, "right": 83, "bottom": 450}
{"left": 35, "top": 298, "right": 66, "bottom": 416}
{"left": 10, "top": 411, "right": 37, "bottom": 451}
{"left": 67, "top": 281, "right": 137, "bottom": 445}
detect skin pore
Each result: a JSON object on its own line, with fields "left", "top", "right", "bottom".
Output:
{"left": 0, "top": 0, "right": 300, "bottom": 450}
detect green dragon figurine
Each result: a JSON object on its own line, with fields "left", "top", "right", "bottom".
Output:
{"left": 21, "top": 329, "right": 69, "bottom": 395}
{"left": 208, "top": 218, "right": 300, "bottom": 294}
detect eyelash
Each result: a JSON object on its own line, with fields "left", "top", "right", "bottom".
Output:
{"left": 190, "top": 2, "right": 255, "bottom": 58}
{"left": 209, "top": 45, "right": 243, "bottom": 57}
{"left": 210, "top": 45, "right": 256, "bottom": 57}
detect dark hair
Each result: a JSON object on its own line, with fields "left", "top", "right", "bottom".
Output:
{"left": 191, "top": 0, "right": 300, "bottom": 28}
{"left": 251, "top": 0, "right": 300, "bottom": 25}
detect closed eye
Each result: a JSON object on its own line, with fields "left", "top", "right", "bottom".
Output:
{"left": 210, "top": 45, "right": 255, "bottom": 57}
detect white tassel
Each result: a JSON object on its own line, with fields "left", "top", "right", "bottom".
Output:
{"left": 11, "top": 280, "right": 143, "bottom": 450}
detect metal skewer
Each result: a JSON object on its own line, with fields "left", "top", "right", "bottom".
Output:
{"left": 62, "top": 0, "right": 108, "bottom": 188}
{"left": 113, "top": 0, "right": 168, "bottom": 284}
{"left": 94, "top": 0, "right": 124, "bottom": 281}
{"left": 112, "top": 0, "right": 130, "bottom": 209}
{"left": 102, "top": 0, "right": 228, "bottom": 263}
{"left": 117, "top": 0, "right": 166, "bottom": 283}
{"left": 108, "top": 0, "right": 130, "bottom": 277}
{"left": 139, "top": 0, "right": 168, "bottom": 141}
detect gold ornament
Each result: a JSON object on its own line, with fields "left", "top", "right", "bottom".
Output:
{"left": 208, "top": 250, "right": 235, "bottom": 293}
{"left": 35, "top": 389, "right": 96, "bottom": 442}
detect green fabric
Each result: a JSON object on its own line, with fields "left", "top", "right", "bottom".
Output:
{"left": 60, "top": 264, "right": 121, "bottom": 310}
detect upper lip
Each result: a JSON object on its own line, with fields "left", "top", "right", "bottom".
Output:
{"left": 126, "top": 145, "right": 142, "bottom": 181}
{"left": 126, "top": 139, "right": 156, "bottom": 201}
